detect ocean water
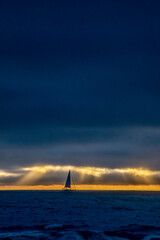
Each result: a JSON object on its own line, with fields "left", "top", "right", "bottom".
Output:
{"left": 0, "top": 191, "right": 160, "bottom": 240}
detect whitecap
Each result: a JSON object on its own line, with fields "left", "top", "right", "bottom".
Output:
{"left": 59, "top": 231, "right": 83, "bottom": 240}
{"left": 143, "top": 234, "right": 160, "bottom": 240}
{"left": 0, "top": 230, "right": 44, "bottom": 238}
{"left": 45, "top": 223, "right": 64, "bottom": 230}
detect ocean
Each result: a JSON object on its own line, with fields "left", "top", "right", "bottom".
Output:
{"left": 0, "top": 191, "right": 160, "bottom": 239}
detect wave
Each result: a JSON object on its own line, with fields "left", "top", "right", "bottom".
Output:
{"left": 0, "top": 224, "right": 160, "bottom": 239}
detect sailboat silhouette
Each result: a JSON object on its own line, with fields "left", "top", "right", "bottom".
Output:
{"left": 64, "top": 170, "right": 71, "bottom": 190}
{"left": 63, "top": 170, "right": 76, "bottom": 190}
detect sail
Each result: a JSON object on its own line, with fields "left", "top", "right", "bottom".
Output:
{"left": 65, "top": 170, "right": 71, "bottom": 188}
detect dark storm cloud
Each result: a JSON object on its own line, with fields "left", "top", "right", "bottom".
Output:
{"left": 0, "top": 0, "right": 160, "bottom": 128}
{"left": 0, "top": 0, "right": 160, "bottom": 180}
{"left": 0, "top": 127, "right": 160, "bottom": 171}
{"left": 1, "top": 1, "right": 160, "bottom": 59}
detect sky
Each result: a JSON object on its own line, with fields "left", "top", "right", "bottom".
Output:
{"left": 0, "top": 0, "right": 160, "bottom": 189}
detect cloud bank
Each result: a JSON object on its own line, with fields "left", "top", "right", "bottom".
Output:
{"left": 1, "top": 165, "right": 160, "bottom": 186}
{"left": 0, "top": 127, "right": 160, "bottom": 171}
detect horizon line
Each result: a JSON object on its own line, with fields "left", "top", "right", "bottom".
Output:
{"left": 1, "top": 185, "right": 160, "bottom": 191}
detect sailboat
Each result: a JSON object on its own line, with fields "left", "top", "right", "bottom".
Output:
{"left": 64, "top": 170, "right": 71, "bottom": 190}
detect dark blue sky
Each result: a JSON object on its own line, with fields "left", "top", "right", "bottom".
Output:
{"left": 0, "top": 0, "right": 160, "bottom": 180}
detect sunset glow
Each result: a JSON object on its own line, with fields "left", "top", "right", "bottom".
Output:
{"left": 0, "top": 170, "right": 20, "bottom": 177}
{"left": 21, "top": 165, "right": 157, "bottom": 177}
{"left": 1, "top": 165, "right": 160, "bottom": 189}
{"left": 0, "top": 185, "right": 160, "bottom": 191}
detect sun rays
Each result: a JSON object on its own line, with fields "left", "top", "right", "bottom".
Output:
{"left": 1, "top": 165, "right": 160, "bottom": 189}
{"left": 20, "top": 165, "right": 158, "bottom": 178}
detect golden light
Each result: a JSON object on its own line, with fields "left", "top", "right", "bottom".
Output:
{"left": 21, "top": 165, "right": 160, "bottom": 178}
{"left": 22, "top": 165, "right": 74, "bottom": 173}
{"left": 0, "top": 184, "right": 160, "bottom": 191}
{"left": 116, "top": 168, "right": 152, "bottom": 176}
{"left": 22, "top": 165, "right": 113, "bottom": 176}
{"left": 76, "top": 167, "right": 110, "bottom": 177}
{"left": 1, "top": 165, "right": 160, "bottom": 190}
{"left": 0, "top": 170, "right": 20, "bottom": 177}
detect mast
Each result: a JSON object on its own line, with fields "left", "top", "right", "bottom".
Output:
{"left": 65, "top": 170, "right": 71, "bottom": 189}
